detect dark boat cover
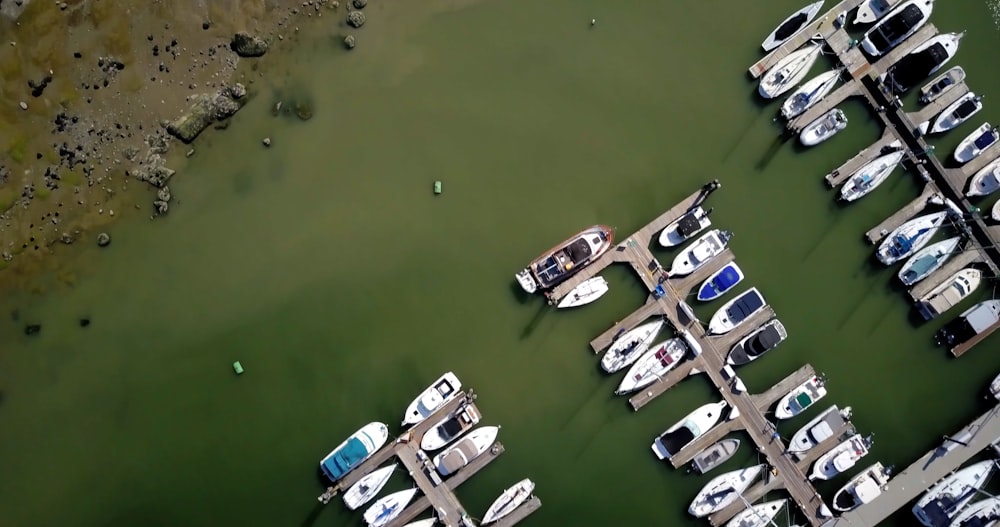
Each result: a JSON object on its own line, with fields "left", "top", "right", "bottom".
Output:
{"left": 699, "top": 264, "right": 741, "bottom": 299}
{"left": 953, "top": 100, "right": 979, "bottom": 120}
{"left": 747, "top": 325, "right": 783, "bottom": 358}
{"left": 724, "top": 291, "right": 765, "bottom": 325}
{"left": 867, "top": 4, "right": 924, "bottom": 53}
{"left": 935, "top": 316, "right": 976, "bottom": 347}
{"left": 658, "top": 426, "right": 696, "bottom": 457}
{"left": 886, "top": 42, "right": 948, "bottom": 92}
{"left": 677, "top": 213, "right": 703, "bottom": 238}
{"left": 885, "top": 227, "right": 930, "bottom": 260}
{"left": 926, "top": 77, "right": 955, "bottom": 98}
{"left": 775, "top": 13, "right": 808, "bottom": 41}
{"left": 974, "top": 130, "right": 998, "bottom": 150}
{"left": 918, "top": 489, "right": 978, "bottom": 527}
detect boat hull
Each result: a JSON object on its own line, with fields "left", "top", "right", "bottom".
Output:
{"left": 616, "top": 338, "right": 687, "bottom": 394}
{"left": 775, "top": 377, "right": 826, "bottom": 419}
{"left": 556, "top": 276, "right": 609, "bottom": 308}
{"left": 800, "top": 109, "right": 848, "bottom": 146}
{"left": 724, "top": 500, "right": 787, "bottom": 527}
{"left": 689, "top": 464, "right": 765, "bottom": 517}
{"left": 363, "top": 488, "right": 419, "bottom": 527}
{"left": 897, "top": 237, "right": 960, "bottom": 286}
{"left": 781, "top": 69, "right": 841, "bottom": 120}
{"left": 432, "top": 425, "right": 499, "bottom": 476}
{"left": 788, "top": 405, "right": 849, "bottom": 457}
{"left": 916, "top": 268, "right": 982, "bottom": 320}
{"left": 670, "top": 229, "right": 732, "bottom": 276}
{"left": 483, "top": 478, "right": 535, "bottom": 524}
{"left": 659, "top": 206, "right": 712, "bottom": 247}
{"left": 920, "top": 66, "right": 965, "bottom": 104}
{"left": 708, "top": 287, "right": 767, "bottom": 335}
{"left": 839, "top": 150, "right": 905, "bottom": 202}
{"left": 954, "top": 123, "right": 998, "bottom": 164}
{"left": 652, "top": 401, "right": 728, "bottom": 460}
{"left": 860, "top": 0, "right": 934, "bottom": 57}
{"left": 696, "top": 262, "right": 745, "bottom": 302}
{"left": 875, "top": 211, "right": 948, "bottom": 265}
{"left": 809, "top": 434, "right": 871, "bottom": 480}
{"left": 727, "top": 318, "right": 787, "bottom": 365}
{"left": 931, "top": 92, "right": 982, "bottom": 134}
{"left": 832, "top": 462, "right": 891, "bottom": 512}
{"left": 420, "top": 404, "right": 481, "bottom": 451}
{"left": 761, "top": 1, "right": 824, "bottom": 52}
{"left": 879, "top": 32, "right": 963, "bottom": 94}
{"left": 912, "top": 460, "right": 995, "bottom": 527}
{"left": 854, "top": 0, "right": 903, "bottom": 25}
{"left": 601, "top": 320, "right": 664, "bottom": 373}
{"left": 691, "top": 438, "right": 741, "bottom": 474}
{"left": 344, "top": 464, "right": 397, "bottom": 510}
{"left": 967, "top": 159, "right": 1000, "bottom": 197}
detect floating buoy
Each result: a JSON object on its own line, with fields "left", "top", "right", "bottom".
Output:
{"left": 233, "top": 361, "right": 244, "bottom": 375}
{"left": 433, "top": 181, "right": 442, "bottom": 194}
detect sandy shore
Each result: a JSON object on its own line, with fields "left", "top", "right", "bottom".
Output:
{"left": 0, "top": 0, "right": 364, "bottom": 289}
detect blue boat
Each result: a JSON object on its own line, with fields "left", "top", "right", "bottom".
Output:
{"left": 696, "top": 262, "right": 745, "bottom": 302}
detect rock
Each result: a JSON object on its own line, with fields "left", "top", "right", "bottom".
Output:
{"left": 1, "top": 251, "right": 12, "bottom": 262}
{"left": 293, "top": 102, "right": 313, "bottom": 121}
{"left": 157, "top": 186, "right": 171, "bottom": 202}
{"left": 24, "top": 324, "right": 41, "bottom": 336}
{"left": 96, "top": 232, "right": 111, "bottom": 247}
{"left": 262, "top": 137, "right": 271, "bottom": 147}
{"left": 166, "top": 84, "right": 247, "bottom": 142}
{"left": 79, "top": 317, "right": 91, "bottom": 327}
{"left": 347, "top": 10, "right": 365, "bottom": 28}
{"left": 19, "top": 101, "right": 27, "bottom": 110}
{"left": 59, "top": 231, "right": 77, "bottom": 244}
{"left": 230, "top": 32, "right": 269, "bottom": 57}
{"left": 344, "top": 35, "right": 356, "bottom": 49}
{"left": 154, "top": 200, "right": 169, "bottom": 214}
{"left": 352, "top": 0, "right": 367, "bottom": 7}
{"left": 272, "top": 101, "right": 283, "bottom": 116}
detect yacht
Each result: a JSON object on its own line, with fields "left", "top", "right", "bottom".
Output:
{"left": 689, "top": 464, "right": 765, "bottom": 517}
{"left": 935, "top": 300, "right": 1000, "bottom": 349}
{"left": 832, "top": 462, "right": 892, "bottom": 512}
{"left": 898, "top": 237, "right": 961, "bottom": 286}
{"left": 781, "top": 69, "right": 842, "bottom": 120}
{"left": 860, "top": 0, "right": 935, "bottom": 56}
{"left": 759, "top": 43, "right": 823, "bottom": 99}
{"left": 788, "top": 405, "right": 852, "bottom": 459}
{"left": 800, "top": 108, "right": 848, "bottom": 146}
{"left": 343, "top": 464, "right": 397, "bottom": 510}
{"left": 967, "top": 158, "right": 1000, "bottom": 197}
{"left": 652, "top": 400, "right": 729, "bottom": 460}
{"left": 854, "top": 0, "right": 903, "bottom": 25}
{"left": 659, "top": 206, "right": 713, "bottom": 247}
{"left": 601, "top": 319, "right": 664, "bottom": 373}
{"left": 556, "top": 276, "right": 609, "bottom": 308}
{"left": 616, "top": 337, "right": 688, "bottom": 395}
{"left": 880, "top": 32, "right": 964, "bottom": 94}
{"left": 727, "top": 318, "right": 787, "bottom": 365}
{"left": 320, "top": 422, "right": 390, "bottom": 482}
{"left": 697, "top": 262, "right": 745, "bottom": 302}
{"left": 420, "top": 403, "right": 481, "bottom": 451}
{"left": 669, "top": 229, "right": 733, "bottom": 276}
{"left": 708, "top": 287, "right": 768, "bottom": 335}
{"left": 762, "top": 1, "right": 825, "bottom": 51}
{"left": 775, "top": 376, "right": 826, "bottom": 419}
{"left": 916, "top": 268, "right": 983, "bottom": 320}
{"left": 691, "top": 438, "right": 741, "bottom": 474}
{"left": 402, "top": 372, "right": 462, "bottom": 426}
{"left": 920, "top": 66, "right": 966, "bottom": 104}
{"left": 482, "top": 478, "right": 535, "bottom": 524}
{"left": 515, "top": 225, "right": 614, "bottom": 293}
{"left": 726, "top": 500, "right": 787, "bottom": 527}
{"left": 875, "top": 210, "right": 949, "bottom": 265}
{"left": 931, "top": 93, "right": 984, "bottom": 134}
{"left": 839, "top": 150, "right": 905, "bottom": 202}
{"left": 809, "top": 434, "right": 874, "bottom": 480}
{"left": 913, "top": 460, "right": 996, "bottom": 527}
{"left": 363, "top": 488, "right": 419, "bottom": 527}
{"left": 432, "top": 425, "right": 499, "bottom": 476}
{"left": 954, "top": 124, "right": 999, "bottom": 164}
{"left": 950, "top": 496, "right": 1000, "bottom": 527}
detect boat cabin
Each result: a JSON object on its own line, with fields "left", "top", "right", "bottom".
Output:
{"left": 533, "top": 233, "right": 605, "bottom": 287}
{"left": 724, "top": 290, "right": 765, "bottom": 324}
{"left": 918, "top": 492, "right": 977, "bottom": 527}
{"left": 867, "top": 4, "right": 925, "bottom": 53}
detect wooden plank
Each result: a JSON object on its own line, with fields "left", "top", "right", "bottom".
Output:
{"left": 952, "top": 318, "right": 1000, "bottom": 357}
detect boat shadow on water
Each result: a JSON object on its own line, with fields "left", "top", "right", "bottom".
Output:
{"left": 509, "top": 280, "right": 532, "bottom": 305}
{"left": 754, "top": 128, "right": 796, "bottom": 171}
{"left": 518, "top": 299, "right": 550, "bottom": 340}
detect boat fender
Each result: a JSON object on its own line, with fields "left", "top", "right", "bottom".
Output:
{"left": 433, "top": 181, "right": 442, "bottom": 194}
{"left": 233, "top": 361, "right": 244, "bottom": 375}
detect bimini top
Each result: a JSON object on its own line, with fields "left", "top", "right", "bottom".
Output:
{"left": 699, "top": 264, "right": 743, "bottom": 300}
{"left": 677, "top": 213, "right": 704, "bottom": 238}
{"left": 323, "top": 438, "right": 368, "bottom": 480}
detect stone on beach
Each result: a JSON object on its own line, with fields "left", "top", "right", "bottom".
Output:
{"left": 230, "top": 32, "right": 270, "bottom": 57}
{"left": 166, "top": 84, "right": 247, "bottom": 143}
{"left": 96, "top": 232, "right": 111, "bottom": 247}
{"left": 347, "top": 10, "right": 365, "bottom": 28}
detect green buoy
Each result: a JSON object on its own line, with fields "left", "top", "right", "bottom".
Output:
{"left": 233, "top": 361, "right": 244, "bottom": 375}
{"left": 433, "top": 181, "right": 442, "bottom": 194}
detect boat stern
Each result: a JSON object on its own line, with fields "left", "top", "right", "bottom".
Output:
{"left": 515, "top": 269, "right": 538, "bottom": 294}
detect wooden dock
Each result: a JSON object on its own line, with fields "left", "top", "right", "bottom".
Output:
{"left": 493, "top": 496, "right": 542, "bottom": 527}
{"left": 788, "top": 81, "right": 863, "bottom": 133}
{"left": 863, "top": 184, "right": 938, "bottom": 244}
{"left": 824, "top": 129, "right": 900, "bottom": 187}
{"left": 952, "top": 317, "right": 1000, "bottom": 357}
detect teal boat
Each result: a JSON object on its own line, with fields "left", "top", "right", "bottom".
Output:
{"left": 319, "top": 422, "right": 389, "bottom": 481}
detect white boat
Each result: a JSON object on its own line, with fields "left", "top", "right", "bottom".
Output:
{"left": 917, "top": 268, "right": 983, "bottom": 320}
{"left": 402, "top": 372, "right": 462, "bottom": 426}
{"left": 775, "top": 376, "right": 826, "bottom": 420}
{"left": 898, "top": 237, "right": 961, "bottom": 286}
{"left": 967, "top": 158, "right": 1000, "bottom": 197}
{"left": 761, "top": 1, "right": 824, "bottom": 52}
{"left": 913, "top": 460, "right": 996, "bottom": 527}
{"left": 402, "top": 520, "right": 437, "bottom": 527}
{"left": 800, "top": 108, "right": 848, "bottom": 146}
{"left": 726, "top": 499, "right": 787, "bottom": 527}
{"left": 708, "top": 287, "right": 767, "bottom": 335}
{"left": 990, "top": 373, "right": 1000, "bottom": 400}
{"left": 432, "top": 425, "right": 499, "bottom": 476}
{"left": 854, "top": 0, "right": 903, "bottom": 25}
{"left": 950, "top": 496, "right": 1000, "bottom": 527}
{"left": 482, "top": 478, "right": 535, "bottom": 524}
{"left": 556, "top": 276, "right": 609, "bottom": 308}
{"left": 343, "top": 464, "right": 397, "bottom": 510}
{"left": 659, "top": 206, "right": 713, "bottom": 247}
{"left": 320, "top": 422, "right": 390, "bottom": 482}
{"left": 876, "top": 210, "right": 949, "bottom": 265}
{"left": 860, "top": 0, "right": 934, "bottom": 56}
{"left": 669, "top": 229, "right": 733, "bottom": 276}
{"left": 652, "top": 400, "right": 728, "bottom": 460}
{"left": 758, "top": 43, "right": 823, "bottom": 99}
{"left": 954, "top": 124, "right": 999, "bottom": 164}
{"left": 920, "top": 66, "right": 966, "bottom": 104}
{"left": 994, "top": 199, "right": 1000, "bottom": 221}
{"left": 788, "top": 405, "right": 852, "bottom": 458}
{"left": 879, "top": 32, "right": 964, "bottom": 94}
{"left": 931, "top": 92, "right": 984, "bottom": 134}
{"left": 515, "top": 225, "right": 614, "bottom": 293}
{"left": 364, "top": 488, "right": 419, "bottom": 527}
{"left": 697, "top": 262, "right": 745, "bottom": 302}
{"left": 420, "top": 403, "right": 481, "bottom": 451}
{"left": 691, "top": 438, "right": 741, "bottom": 474}
{"left": 809, "top": 434, "right": 873, "bottom": 480}
{"left": 688, "top": 464, "right": 765, "bottom": 517}
{"left": 832, "top": 462, "right": 892, "bottom": 512}
{"left": 839, "top": 150, "right": 905, "bottom": 202}
{"left": 616, "top": 337, "right": 688, "bottom": 395}
{"left": 781, "top": 69, "right": 841, "bottom": 120}
{"left": 727, "top": 318, "right": 788, "bottom": 365}
{"left": 601, "top": 319, "right": 664, "bottom": 373}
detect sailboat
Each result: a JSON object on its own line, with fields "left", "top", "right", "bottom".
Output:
{"left": 781, "top": 69, "right": 841, "bottom": 120}
{"left": 688, "top": 464, "right": 765, "bottom": 517}
{"left": 343, "top": 464, "right": 397, "bottom": 510}
{"left": 482, "top": 478, "right": 535, "bottom": 524}
{"left": 363, "top": 488, "right": 419, "bottom": 527}
{"left": 839, "top": 150, "right": 905, "bottom": 202}
{"left": 912, "top": 460, "right": 996, "bottom": 527}
{"left": 875, "top": 211, "right": 949, "bottom": 265}
{"left": 758, "top": 43, "right": 823, "bottom": 99}
{"left": 897, "top": 237, "right": 960, "bottom": 286}
{"left": 601, "top": 319, "right": 664, "bottom": 373}
{"left": 725, "top": 499, "right": 787, "bottom": 527}
{"left": 761, "top": 1, "right": 825, "bottom": 51}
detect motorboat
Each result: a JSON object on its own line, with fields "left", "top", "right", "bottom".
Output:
{"left": 697, "top": 262, "right": 745, "bottom": 302}
{"left": 761, "top": 1, "right": 824, "bottom": 51}
{"left": 898, "top": 237, "right": 961, "bottom": 286}
{"left": 954, "top": 123, "right": 999, "bottom": 164}
{"left": 967, "top": 159, "right": 1000, "bottom": 197}
{"left": 781, "top": 69, "right": 842, "bottom": 120}
{"left": 839, "top": 150, "right": 905, "bottom": 202}
{"left": 916, "top": 268, "right": 983, "bottom": 320}
{"left": 854, "top": 0, "right": 903, "bottom": 25}
{"left": 727, "top": 318, "right": 788, "bottom": 365}
{"left": 725, "top": 500, "right": 787, "bottom": 527}
{"left": 363, "top": 488, "right": 419, "bottom": 527}
{"left": 669, "top": 229, "right": 733, "bottom": 276}
{"left": 420, "top": 403, "right": 481, "bottom": 451}
{"left": 601, "top": 319, "right": 665, "bottom": 373}
{"left": 935, "top": 300, "right": 1000, "bottom": 349}
{"left": 832, "top": 462, "right": 892, "bottom": 512}
{"left": 931, "top": 93, "right": 984, "bottom": 134}
{"left": 652, "top": 400, "right": 729, "bottom": 460}
{"left": 775, "top": 376, "right": 826, "bottom": 419}
{"left": 788, "top": 405, "right": 853, "bottom": 459}
{"left": 688, "top": 464, "right": 766, "bottom": 517}
{"left": 659, "top": 206, "right": 713, "bottom": 247}
{"left": 991, "top": 373, "right": 1000, "bottom": 400}
{"left": 800, "top": 108, "right": 848, "bottom": 146}
{"left": 616, "top": 337, "right": 688, "bottom": 395}
{"left": 320, "top": 422, "right": 390, "bottom": 482}
{"left": 708, "top": 287, "right": 767, "bottom": 335}
{"left": 912, "top": 460, "right": 996, "bottom": 527}
{"left": 876, "top": 211, "right": 949, "bottom": 265}
{"left": 432, "top": 425, "right": 499, "bottom": 476}
{"left": 758, "top": 43, "right": 823, "bottom": 99}
{"left": 690, "top": 438, "right": 741, "bottom": 474}
{"left": 343, "top": 464, "right": 397, "bottom": 510}
{"left": 950, "top": 496, "right": 1000, "bottom": 527}
{"left": 515, "top": 225, "right": 614, "bottom": 293}
{"left": 880, "top": 32, "right": 964, "bottom": 94}
{"left": 860, "top": 0, "right": 934, "bottom": 57}
{"left": 920, "top": 66, "right": 965, "bottom": 104}
{"left": 809, "top": 434, "right": 874, "bottom": 480}
{"left": 402, "top": 372, "right": 462, "bottom": 426}
{"left": 482, "top": 478, "right": 535, "bottom": 524}
{"left": 556, "top": 276, "right": 609, "bottom": 308}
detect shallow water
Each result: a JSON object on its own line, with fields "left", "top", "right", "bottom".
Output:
{"left": 3, "top": 1, "right": 1000, "bottom": 526}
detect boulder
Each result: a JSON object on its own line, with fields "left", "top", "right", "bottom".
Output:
{"left": 344, "top": 35, "right": 356, "bottom": 49}
{"left": 347, "top": 10, "right": 365, "bottom": 28}
{"left": 166, "top": 84, "right": 247, "bottom": 143}
{"left": 352, "top": 0, "right": 367, "bottom": 8}
{"left": 230, "top": 32, "right": 269, "bottom": 57}
{"left": 96, "top": 232, "right": 111, "bottom": 247}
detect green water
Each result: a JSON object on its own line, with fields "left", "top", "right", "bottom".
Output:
{"left": 3, "top": 1, "right": 1000, "bottom": 525}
